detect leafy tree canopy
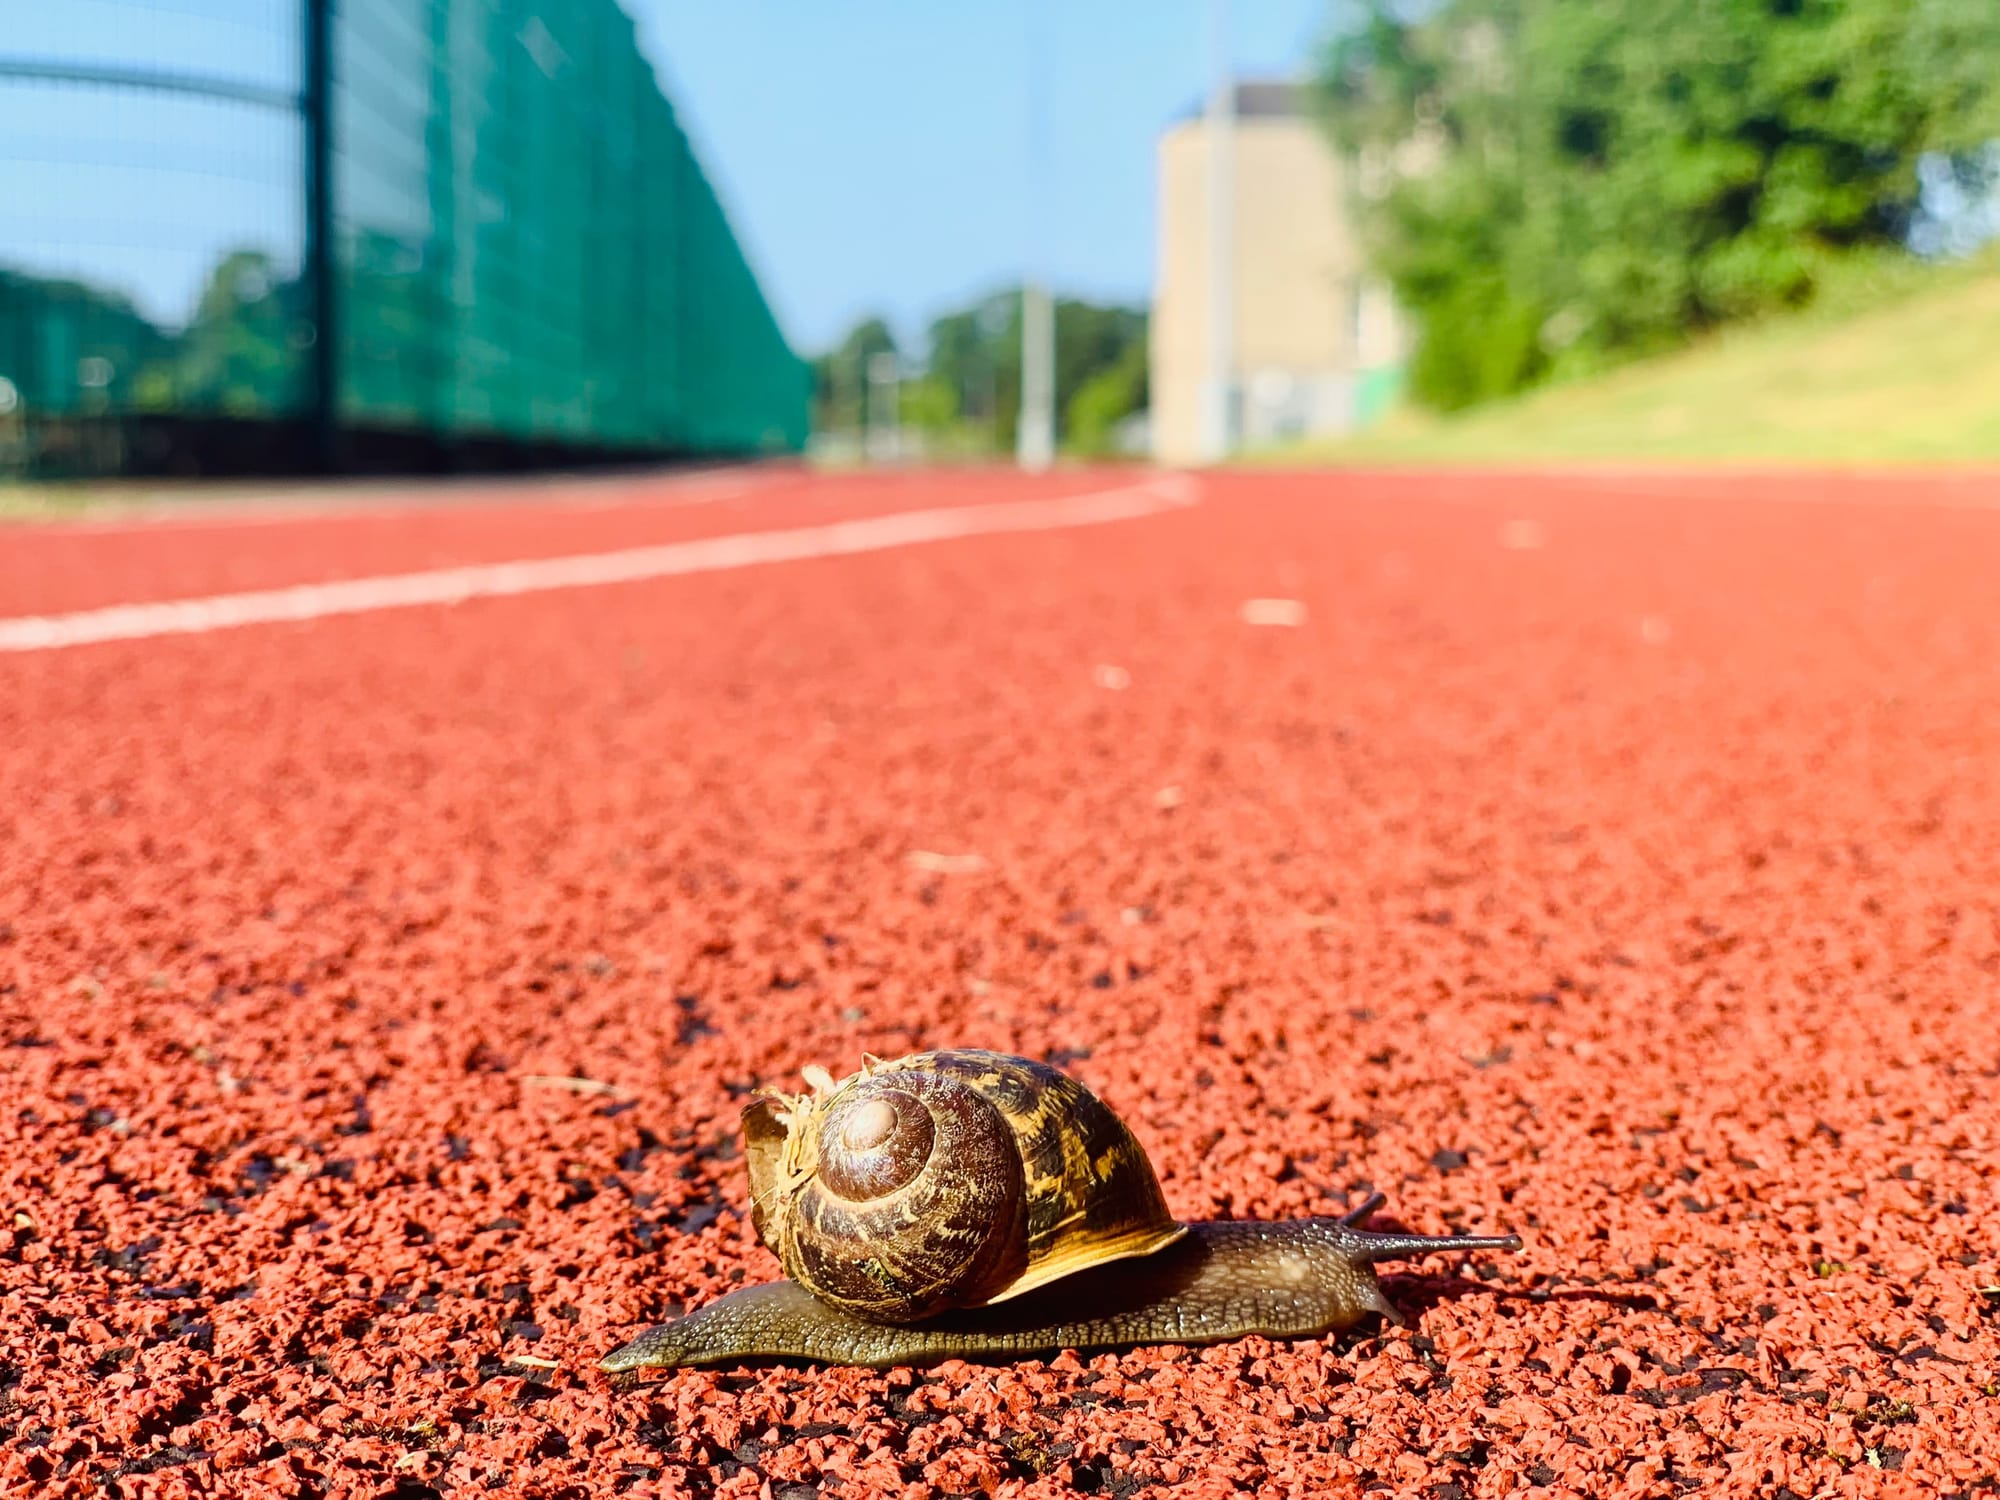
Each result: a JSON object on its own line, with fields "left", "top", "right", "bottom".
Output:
{"left": 1317, "top": 0, "right": 2000, "bottom": 409}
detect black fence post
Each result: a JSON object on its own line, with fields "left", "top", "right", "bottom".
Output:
{"left": 302, "top": 0, "right": 337, "bottom": 472}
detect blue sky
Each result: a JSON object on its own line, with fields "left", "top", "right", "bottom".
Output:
{"left": 0, "top": 1, "right": 1333, "bottom": 358}
{"left": 621, "top": 2, "right": 1334, "bottom": 354}
{"left": 0, "top": 3, "right": 304, "bottom": 335}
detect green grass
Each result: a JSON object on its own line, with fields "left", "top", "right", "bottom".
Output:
{"left": 1262, "top": 246, "right": 2000, "bottom": 468}
{"left": 0, "top": 482, "right": 124, "bottom": 522}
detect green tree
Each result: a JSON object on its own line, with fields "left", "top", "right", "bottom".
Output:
{"left": 173, "top": 249, "right": 308, "bottom": 415}
{"left": 1066, "top": 336, "right": 1150, "bottom": 457}
{"left": 0, "top": 266, "right": 176, "bottom": 416}
{"left": 925, "top": 291, "right": 1021, "bottom": 451}
{"left": 895, "top": 374, "right": 961, "bottom": 441}
{"left": 811, "top": 316, "right": 898, "bottom": 438}
{"left": 1053, "top": 301, "right": 1147, "bottom": 448}
{"left": 1319, "top": 0, "right": 2000, "bottom": 410}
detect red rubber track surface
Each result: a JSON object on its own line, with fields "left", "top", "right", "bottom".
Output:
{"left": 3, "top": 467, "right": 1997, "bottom": 1498}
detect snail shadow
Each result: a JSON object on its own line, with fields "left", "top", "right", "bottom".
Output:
{"left": 1381, "top": 1272, "right": 1662, "bottom": 1329}
{"left": 1349, "top": 1205, "right": 1660, "bottom": 1331}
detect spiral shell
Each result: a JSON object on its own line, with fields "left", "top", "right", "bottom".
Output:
{"left": 740, "top": 1049, "right": 1186, "bottom": 1323}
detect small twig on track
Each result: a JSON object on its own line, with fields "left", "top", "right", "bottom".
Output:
{"left": 1239, "top": 597, "right": 1309, "bottom": 627}
{"left": 906, "top": 850, "right": 988, "bottom": 875}
{"left": 519, "top": 1074, "right": 632, "bottom": 1099}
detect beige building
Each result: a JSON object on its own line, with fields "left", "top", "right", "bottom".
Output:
{"left": 1150, "top": 80, "right": 1408, "bottom": 465}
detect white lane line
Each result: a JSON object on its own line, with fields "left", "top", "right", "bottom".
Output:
{"left": 0, "top": 473, "right": 1199, "bottom": 654}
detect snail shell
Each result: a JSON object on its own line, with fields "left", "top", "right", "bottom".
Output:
{"left": 740, "top": 1049, "right": 1185, "bottom": 1323}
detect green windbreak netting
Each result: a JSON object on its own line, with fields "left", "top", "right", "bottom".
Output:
{"left": 0, "top": 0, "right": 807, "bottom": 476}
{"left": 333, "top": 0, "right": 806, "bottom": 454}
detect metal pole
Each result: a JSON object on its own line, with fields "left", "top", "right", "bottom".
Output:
{"left": 1199, "top": 0, "right": 1235, "bottom": 464}
{"left": 867, "top": 351, "right": 900, "bottom": 464}
{"left": 302, "top": 0, "right": 337, "bottom": 472}
{"left": 1019, "top": 285, "right": 1053, "bottom": 470}
{"left": 1017, "top": 0, "right": 1056, "bottom": 471}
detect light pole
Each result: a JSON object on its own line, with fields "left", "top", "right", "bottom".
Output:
{"left": 867, "top": 351, "right": 901, "bottom": 464}
{"left": 1019, "top": 287, "right": 1054, "bottom": 471}
{"left": 1199, "top": 0, "right": 1235, "bottom": 465}
{"left": 1018, "top": 0, "right": 1056, "bottom": 471}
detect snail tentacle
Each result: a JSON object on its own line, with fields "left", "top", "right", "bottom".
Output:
{"left": 1337, "top": 1191, "right": 1389, "bottom": 1228}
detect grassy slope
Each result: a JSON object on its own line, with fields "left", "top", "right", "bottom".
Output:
{"left": 1265, "top": 248, "right": 2000, "bottom": 467}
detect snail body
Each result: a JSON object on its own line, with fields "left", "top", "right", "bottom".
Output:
{"left": 601, "top": 1049, "right": 1522, "bottom": 1372}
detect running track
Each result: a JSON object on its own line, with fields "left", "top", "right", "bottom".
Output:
{"left": 3, "top": 464, "right": 1998, "bottom": 1498}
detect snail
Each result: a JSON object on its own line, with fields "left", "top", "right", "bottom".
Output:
{"left": 600, "top": 1048, "right": 1522, "bottom": 1371}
